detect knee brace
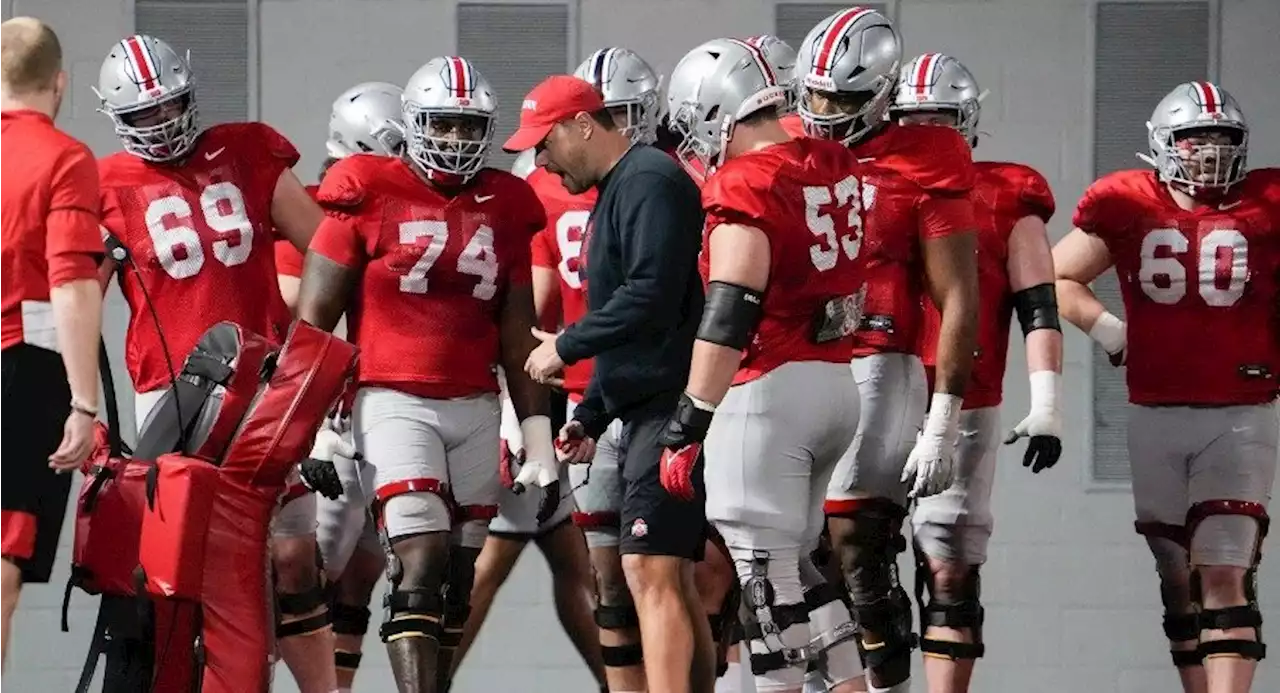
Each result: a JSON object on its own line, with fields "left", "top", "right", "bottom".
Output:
{"left": 275, "top": 553, "right": 330, "bottom": 639}
{"left": 911, "top": 549, "right": 985, "bottom": 661}
{"left": 711, "top": 578, "right": 742, "bottom": 678}
{"left": 331, "top": 603, "right": 371, "bottom": 672}
{"left": 739, "top": 550, "right": 812, "bottom": 677}
{"left": 594, "top": 590, "right": 643, "bottom": 668}
{"left": 376, "top": 478, "right": 456, "bottom": 540}
{"left": 1187, "top": 501, "right": 1270, "bottom": 663}
{"left": 439, "top": 546, "right": 479, "bottom": 654}
{"left": 1140, "top": 526, "right": 1200, "bottom": 668}
{"left": 803, "top": 581, "right": 861, "bottom": 685}
{"left": 379, "top": 588, "right": 443, "bottom": 644}
{"left": 842, "top": 501, "right": 916, "bottom": 670}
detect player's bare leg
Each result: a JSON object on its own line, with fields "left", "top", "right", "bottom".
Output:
{"left": 331, "top": 548, "right": 383, "bottom": 692}
{"left": 624, "top": 553, "right": 714, "bottom": 693}
{"left": 592, "top": 545, "right": 647, "bottom": 692}
{"left": 1197, "top": 565, "right": 1260, "bottom": 693}
{"left": 535, "top": 521, "right": 609, "bottom": 688}
{"left": 1, "top": 558, "right": 20, "bottom": 668}
{"left": 695, "top": 536, "right": 737, "bottom": 679}
{"left": 436, "top": 542, "right": 481, "bottom": 692}
{"left": 273, "top": 533, "right": 338, "bottom": 693}
{"left": 681, "top": 556, "right": 720, "bottom": 693}
{"left": 383, "top": 530, "right": 450, "bottom": 693}
{"left": 915, "top": 555, "right": 981, "bottom": 693}
{"left": 450, "top": 533, "right": 526, "bottom": 675}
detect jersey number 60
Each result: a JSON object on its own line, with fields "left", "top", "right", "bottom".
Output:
{"left": 1139, "top": 228, "right": 1248, "bottom": 307}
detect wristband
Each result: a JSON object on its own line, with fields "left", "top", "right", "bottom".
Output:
{"left": 924, "top": 393, "right": 963, "bottom": 436}
{"left": 1027, "top": 370, "right": 1060, "bottom": 412}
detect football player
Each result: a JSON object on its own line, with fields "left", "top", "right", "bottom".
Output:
{"left": 273, "top": 81, "right": 406, "bottom": 693}
{"left": 742, "top": 35, "right": 799, "bottom": 114}
{"left": 93, "top": 35, "right": 329, "bottom": 691}
{"left": 890, "top": 54, "right": 1063, "bottom": 693}
{"left": 1054, "top": 81, "right": 1278, "bottom": 693}
{"left": 789, "top": 8, "right": 981, "bottom": 692}
{"left": 295, "top": 56, "right": 558, "bottom": 693}
{"left": 662, "top": 37, "right": 869, "bottom": 693}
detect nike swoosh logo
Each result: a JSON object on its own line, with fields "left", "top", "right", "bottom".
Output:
{"left": 475, "top": 194, "right": 495, "bottom": 203}
{"left": 857, "top": 157, "right": 876, "bottom": 163}
{"left": 204, "top": 147, "right": 226, "bottom": 161}
{"left": 1220, "top": 200, "right": 1242, "bottom": 210}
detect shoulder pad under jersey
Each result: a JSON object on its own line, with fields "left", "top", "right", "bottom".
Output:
{"left": 982, "top": 161, "right": 1055, "bottom": 223}
{"left": 315, "top": 155, "right": 382, "bottom": 209}
{"left": 203, "top": 121, "right": 301, "bottom": 167}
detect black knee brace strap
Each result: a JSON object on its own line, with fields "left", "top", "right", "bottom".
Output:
{"left": 334, "top": 649, "right": 363, "bottom": 670}
{"left": 331, "top": 603, "right": 372, "bottom": 636}
{"left": 914, "top": 561, "right": 985, "bottom": 661}
{"left": 440, "top": 546, "right": 478, "bottom": 650}
{"left": 379, "top": 589, "right": 442, "bottom": 642}
{"left": 276, "top": 584, "right": 330, "bottom": 637}
{"left": 595, "top": 602, "right": 640, "bottom": 630}
{"left": 600, "top": 642, "right": 644, "bottom": 667}
{"left": 1198, "top": 606, "right": 1267, "bottom": 661}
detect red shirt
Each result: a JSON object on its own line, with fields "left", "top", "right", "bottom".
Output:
{"left": 273, "top": 184, "right": 319, "bottom": 279}
{"left": 701, "top": 138, "right": 869, "bottom": 384}
{"left": 920, "top": 161, "right": 1056, "bottom": 409}
{"left": 1073, "top": 168, "right": 1280, "bottom": 406}
{"left": 100, "top": 122, "right": 299, "bottom": 392}
{"left": 310, "top": 155, "right": 545, "bottom": 399}
{"left": 781, "top": 117, "right": 977, "bottom": 357}
{"left": 526, "top": 166, "right": 596, "bottom": 397}
{"left": 1, "top": 110, "right": 104, "bottom": 350}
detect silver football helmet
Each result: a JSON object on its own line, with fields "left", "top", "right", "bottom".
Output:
{"left": 574, "top": 47, "right": 662, "bottom": 144}
{"left": 1138, "top": 81, "right": 1248, "bottom": 192}
{"left": 796, "top": 6, "right": 901, "bottom": 146}
{"left": 327, "top": 82, "right": 405, "bottom": 158}
{"left": 94, "top": 35, "right": 199, "bottom": 162}
{"left": 402, "top": 56, "right": 497, "bottom": 180}
{"left": 510, "top": 148, "right": 537, "bottom": 180}
{"left": 666, "top": 38, "right": 789, "bottom": 181}
{"left": 743, "top": 35, "right": 799, "bottom": 114}
{"left": 890, "top": 53, "right": 986, "bottom": 146}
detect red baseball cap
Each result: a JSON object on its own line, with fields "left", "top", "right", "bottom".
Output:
{"left": 502, "top": 75, "right": 606, "bottom": 152}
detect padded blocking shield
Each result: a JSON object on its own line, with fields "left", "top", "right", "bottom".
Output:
{"left": 71, "top": 426, "right": 150, "bottom": 599}
{"left": 139, "top": 454, "right": 222, "bottom": 600}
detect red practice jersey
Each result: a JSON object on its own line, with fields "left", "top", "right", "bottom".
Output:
{"left": 526, "top": 166, "right": 597, "bottom": 398}
{"left": 1074, "top": 168, "right": 1280, "bottom": 406}
{"left": 100, "top": 122, "right": 298, "bottom": 392}
{"left": 920, "top": 162, "right": 1055, "bottom": 409}
{"left": 701, "top": 138, "right": 869, "bottom": 384}
{"left": 273, "top": 184, "right": 318, "bottom": 279}
{"left": 1, "top": 110, "right": 104, "bottom": 350}
{"left": 310, "top": 155, "right": 545, "bottom": 399}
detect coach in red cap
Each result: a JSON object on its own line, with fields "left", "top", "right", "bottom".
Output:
{"left": 512, "top": 75, "right": 715, "bottom": 692}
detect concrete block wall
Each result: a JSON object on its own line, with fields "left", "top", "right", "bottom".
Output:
{"left": 3, "top": 1, "right": 1278, "bottom": 691}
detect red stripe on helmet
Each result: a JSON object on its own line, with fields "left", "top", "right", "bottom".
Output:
{"left": 815, "top": 7, "right": 875, "bottom": 77}
{"left": 125, "top": 37, "right": 157, "bottom": 90}
{"left": 450, "top": 57, "right": 468, "bottom": 98}
{"left": 914, "top": 53, "right": 938, "bottom": 97}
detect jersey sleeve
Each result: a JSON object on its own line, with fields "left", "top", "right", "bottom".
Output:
{"left": 309, "top": 158, "right": 370, "bottom": 267}
{"left": 701, "top": 161, "right": 773, "bottom": 230}
{"left": 1015, "top": 166, "right": 1056, "bottom": 223}
{"left": 1071, "top": 171, "right": 1135, "bottom": 239}
{"left": 46, "top": 144, "right": 105, "bottom": 286}
{"left": 502, "top": 175, "right": 545, "bottom": 288}
{"left": 530, "top": 227, "right": 559, "bottom": 269}
{"left": 274, "top": 240, "right": 305, "bottom": 278}
{"left": 230, "top": 122, "right": 301, "bottom": 205}
{"left": 904, "top": 125, "right": 976, "bottom": 195}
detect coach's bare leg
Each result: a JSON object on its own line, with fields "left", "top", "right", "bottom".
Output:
{"left": 537, "top": 522, "right": 608, "bottom": 688}
{"left": 451, "top": 534, "right": 525, "bottom": 675}
{"left": 1, "top": 558, "right": 21, "bottom": 668}
{"left": 1198, "top": 565, "right": 1258, "bottom": 693}
{"left": 625, "top": 553, "right": 712, "bottom": 693}
{"left": 594, "top": 546, "right": 646, "bottom": 692}
{"left": 274, "top": 534, "right": 337, "bottom": 693}
{"left": 332, "top": 548, "right": 383, "bottom": 692}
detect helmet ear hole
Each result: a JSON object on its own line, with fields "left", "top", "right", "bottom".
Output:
{"left": 704, "top": 105, "right": 720, "bottom": 123}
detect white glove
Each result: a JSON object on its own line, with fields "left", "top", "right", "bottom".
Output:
{"left": 510, "top": 415, "right": 559, "bottom": 493}
{"left": 902, "top": 393, "right": 962, "bottom": 499}
{"left": 1088, "top": 311, "right": 1127, "bottom": 366}
{"left": 1004, "top": 371, "right": 1064, "bottom": 473}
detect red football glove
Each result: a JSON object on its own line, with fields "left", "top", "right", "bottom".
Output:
{"left": 660, "top": 443, "right": 701, "bottom": 501}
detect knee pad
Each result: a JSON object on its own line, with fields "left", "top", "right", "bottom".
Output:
{"left": 330, "top": 602, "right": 371, "bottom": 672}
{"left": 594, "top": 588, "right": 643, "bottom": 668}
{"left": 275, "top": 571, "right": 330, "bottom": 638}
{"left": 803, "top": 581, "right": 861, "bottom": 687}
{"left": 841, "top": 501, "right": 916, "bottom": 670}
{"left": 1187, "top": 500, "right": 1270, "bottom": 663}
{"left": 736, "top": 550, "right": 812, "bottom": 679}
{"left": 911, "top": 549, "right": 984, "bottom": 661}
{"left": 379, "top": 588, "right": 443, "bottom": 644}
{"left": 439, "top": 546, "right": 479, "bottom": 652}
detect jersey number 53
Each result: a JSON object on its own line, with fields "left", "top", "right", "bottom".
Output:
{"left": 805, "top": 174, "right": 865, "bottom": 272}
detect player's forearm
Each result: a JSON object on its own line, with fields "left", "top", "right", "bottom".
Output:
{"left": 500, "top": 285, "right": 550, "bottom": 421}
{"left": 531, "top": 268, "right": 561, "bottom": 333}
{"left": 934, "top": 293, "right": 977, "bottom": 396}
{"left": 684, "top": 340, "right": 744, "bottom": 407}
{"left": 296, "top": 254, "right": 354, "bottom": 331}
{"left": 1053, "top": 279, "right": 1107, "bottom": 333}
{"left": 1025, "top": 328, "right": 1063, "bottom": 375}
{"left": 51, "top": 279, "right": 104, "bottom": 409}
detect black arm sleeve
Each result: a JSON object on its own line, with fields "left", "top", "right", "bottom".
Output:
{"left": 556, "top": 173, "right": 702, "bottom": 363}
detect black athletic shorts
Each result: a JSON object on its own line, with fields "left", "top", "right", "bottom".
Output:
{"left": 1, "top": 343, "right": 74, "bottom": 583}
{"left": 618, "top": 400, "right": 707, "bottom": 560}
